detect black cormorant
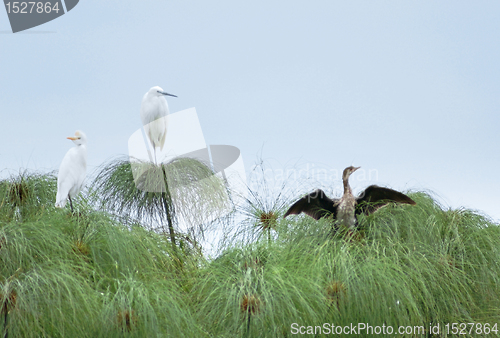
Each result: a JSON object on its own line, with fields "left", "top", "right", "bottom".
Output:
{"left": 284, "top": 166, "right": 416, "bottom": 229}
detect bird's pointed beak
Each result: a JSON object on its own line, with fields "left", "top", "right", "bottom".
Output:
{"left": 67, "top": 136, "right": 78, "bottom": 140}
{"left": 158, "top": 90, "right": 177, "bottom": 97}
{"left": 353, "top": 166, "right": 361, "bottom": 172}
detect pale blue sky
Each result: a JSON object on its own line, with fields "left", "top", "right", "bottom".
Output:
{"left": 1, "top": 1, "right": 499, "bottom": 221}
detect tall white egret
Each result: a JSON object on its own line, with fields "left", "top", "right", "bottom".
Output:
{"left": 140, "top": 86, "right": 177, "bottom": 163}
{"left": 55, "top": 130, "right": 87, "bottom": 212}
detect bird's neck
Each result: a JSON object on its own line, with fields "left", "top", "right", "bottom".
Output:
{"left": 343, "top": 176, "right": 352, "bottom": 195}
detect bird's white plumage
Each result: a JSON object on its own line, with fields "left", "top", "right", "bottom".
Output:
{"left": 55, "top": 130, "right": 87, "bottom": 208}
{"left": 140, "top": 86, "right": 171, "bottom": 162}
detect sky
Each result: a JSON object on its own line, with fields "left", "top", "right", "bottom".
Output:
{"left": 1, "top": 1, "right": 499, "bottom": 222}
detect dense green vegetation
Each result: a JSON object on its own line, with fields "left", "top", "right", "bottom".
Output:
{"left": 1, "top": 162, "right": 499, "bottom": 337}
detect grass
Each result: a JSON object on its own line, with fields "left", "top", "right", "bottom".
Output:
{"left": 1, "top": 165, "right": 500, "bottom": 337}
{"left": 92, "top": 156, "right": 231, "bottom": 247}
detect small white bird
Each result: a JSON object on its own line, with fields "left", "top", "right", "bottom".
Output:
{"left": 140, "top": 86, "right": 177, "bottom": 163}
{"left": 55, "top": 130, "right": 87, "bottom": 212}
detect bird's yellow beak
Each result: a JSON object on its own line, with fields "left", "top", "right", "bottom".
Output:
{"left": 67, "top": 136, "right": 78, "bottom": 140}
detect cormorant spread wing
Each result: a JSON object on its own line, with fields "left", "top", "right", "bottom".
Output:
{"left": 283, "top": 189, "right": 339, "bottom": 220}
{"left": 355, "top": 185, "right": 416, "bottom": 215}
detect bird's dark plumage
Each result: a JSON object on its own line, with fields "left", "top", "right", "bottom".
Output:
{"left": 283, "top": 189, "right": 338, "bottom": 220}
{"left": 355, "top": 185, "right": 416, "bottom": 215}
{"left": 284, "top": 166, "right": 416, "bottom": 228}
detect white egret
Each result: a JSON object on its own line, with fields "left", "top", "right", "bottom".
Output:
{"left": 55, "top": 130, "right": 87, "bottom": 212}
{"left": 140, "top": 86, "right": 177, "bottom": 163}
